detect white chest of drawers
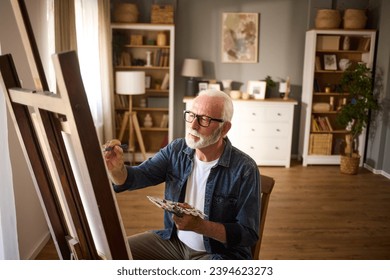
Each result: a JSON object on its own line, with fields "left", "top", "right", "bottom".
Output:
{"left": 183, "top": 97, "right": 297, "bottom": 168}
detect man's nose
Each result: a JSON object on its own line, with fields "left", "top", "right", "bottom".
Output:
{"left": 189, "top": 117, "right": 200, "bottom": 129}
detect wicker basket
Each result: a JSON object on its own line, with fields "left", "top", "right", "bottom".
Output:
{"left": 340, "top": 153, "right": 361, "bottom": 174}
{"left": 343, "top": 9, "right": 367, "bottom": 29}
{"left": 113, "top": 3, "right": 139, "bottom": 23}
{"left": 151, "top": 4, "right": 174, "bottom": 24}
{"left": 315, "top": 9, "right": 341, "bottom": 29}
{"left": 309, "top": 133, "right": 333, "bottom": 155}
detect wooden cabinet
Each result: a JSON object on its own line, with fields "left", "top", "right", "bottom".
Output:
{"left": 299, "top": 29, "right": 376, "bottom": 166}
{"left": 111, "top": 23, "right": 175, "bottom": 161}
{"left": 183, "top": 98, "right": 297, "bottom": 168}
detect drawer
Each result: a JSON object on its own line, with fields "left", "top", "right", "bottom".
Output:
{"left": 234, "top": 122, "right": 290, "bottom": 138}
{"left": 232, "top": 109, "right": 265, "bottom": 122}
{"left": 238, "top": 138, "right": 288, "bottom": 162}
{"left": 259, "top": 138, "right": 289, "bottom": 160}
{"left": 232, "top": 105, "right": 292, "bottom": 123}
{"left": 260, "top": 122, "right": 290, "bottom": 137}
{"left": 264, "top": 107, "right": 292, "bottom": 122}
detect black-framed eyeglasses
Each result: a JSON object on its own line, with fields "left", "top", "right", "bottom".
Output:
{"left": 183, "top": 110, "right": 224, "bottom": 127}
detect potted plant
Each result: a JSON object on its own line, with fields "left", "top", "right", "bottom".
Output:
{"left": 263, "top": 75, "right": 276, "bottom": 98}
{"left": 336, "top": 63, "right": 379, "bottom": 174}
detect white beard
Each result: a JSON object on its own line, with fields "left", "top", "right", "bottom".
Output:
{"left": 185, "top": 126, "right": 222, "bottom": 149}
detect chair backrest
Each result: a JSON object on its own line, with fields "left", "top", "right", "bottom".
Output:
{"left": 252, "top": 174, "right": 275, "bottom": 260}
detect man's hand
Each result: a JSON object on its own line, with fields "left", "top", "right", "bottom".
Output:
{"left": 103, "top": 139, "right": 127, "bottom": 185}
{"left": 173, "top": 203, "right": 202, "bottom": 231}
{"left": 172, "top": 203, "right": 227, "bottom": 244}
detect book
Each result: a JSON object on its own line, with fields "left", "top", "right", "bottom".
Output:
{"left": 147, "top": 196, "right": 206, "bottom": 219}
{"left": 311, "top": 116, "right": 320, "bottom": 132}
{"left": 317, "top": 117, "right": 328, "bottom": 131}
{"left": 161, "top": 73, "right": 169, "bottom": 90}
{"left": 315, "top": 56, "right": 322, "bottom": 71}
{"left": 160, "top": 114, "right": 169, "bottom": 128}
{"left": 324, "top": 116, "right": 333, "bottom": 131}
{"left": 313, "top": 79, "right": 320, "bottom": 92}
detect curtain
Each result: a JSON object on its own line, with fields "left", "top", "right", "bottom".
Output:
{"left": 74, "top": 0, "right": 113, "bottom": 143}
{"left": 0, "top": 82, "right": 20, "bottom": 260}
{"left": 98, "top": 0, "right": 114, "bottom": 142}
{"left": 54, "top": 0, "right": 77, "bottom": 52}
{"left": 54, "top": 0, "right": 113, "bottom": 143}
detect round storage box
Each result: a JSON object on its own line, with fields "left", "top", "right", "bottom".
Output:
{"left": 343, "top": 9, "right": 367, "bottom": 29}
{"left": 113, "top": 3, "right": 139, "bottom": 23}
{"left": 315, "top": 9, "right": 341, "bottom": 29}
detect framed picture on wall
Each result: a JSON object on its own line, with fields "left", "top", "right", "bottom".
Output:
{"left": 221, "top": 12, "right": 259, "bottom": 63}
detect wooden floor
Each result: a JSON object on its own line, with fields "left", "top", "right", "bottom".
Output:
{"left": 35, "top": 161, "right": 390, "bottom": 260}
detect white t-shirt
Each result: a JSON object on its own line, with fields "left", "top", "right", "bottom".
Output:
{"left": 177, "top": 155, "right": 218, "bottom": 251}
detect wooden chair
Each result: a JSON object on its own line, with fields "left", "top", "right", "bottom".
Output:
{"left": 252, "top": 174, "right": 275, "bottom": 260}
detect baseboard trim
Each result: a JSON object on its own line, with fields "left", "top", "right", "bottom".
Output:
{"left": 27, "top": 231, "right": 51, "bottom": 260}
{"left": 364, "top": 164, "right": 390, "bottom": 179}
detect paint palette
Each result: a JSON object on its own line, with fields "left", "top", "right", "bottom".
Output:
{"left": 147, "top": 196, "right": 206, "bottom": 219}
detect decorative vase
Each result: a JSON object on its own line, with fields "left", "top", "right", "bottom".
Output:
{"left": 143, "top": 114, "right": 153, "bottom": 128}
{"left": 339, "top": 58, "right": 351, "bottom": 71}
{"left": 157, "top": 32, "right": 167, "bottom": 46}
{"left": 230, "top": 90, "right": 241, "bottom": 100}
{"left": 145, "top": 51, "right": 152, "bottom": 66}
{"left": 343, "top": 36, "right": 350, "bottom": 50}
{"left": 222, "top": 79, "right": 232, "bottom": 95}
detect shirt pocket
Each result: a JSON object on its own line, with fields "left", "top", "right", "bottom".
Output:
{"left": 211, "top": 194, "right": 238, "bottom": 221}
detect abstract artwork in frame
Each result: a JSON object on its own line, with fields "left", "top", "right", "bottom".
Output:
{"left": 221, "top": 13, "right": 259, "bottom": 63}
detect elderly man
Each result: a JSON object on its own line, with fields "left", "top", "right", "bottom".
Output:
{"left": 104, "top": 89, "right": 260, "bottom": 259}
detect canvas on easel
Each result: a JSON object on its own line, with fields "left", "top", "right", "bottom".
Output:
{"left": 0, "top": 0, "right": 131, "bottom": 259}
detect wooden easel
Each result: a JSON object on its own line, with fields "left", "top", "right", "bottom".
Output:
{"left": 0, "top": 0, "right": 131, "bottom": 259}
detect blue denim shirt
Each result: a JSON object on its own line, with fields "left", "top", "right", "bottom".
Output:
{"left": 113, "top": 138, "right": 260, "bottom": 259}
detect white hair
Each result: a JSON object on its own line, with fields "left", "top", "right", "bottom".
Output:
{"left": 198, "top": 89, "right": 234, "bottom": 121}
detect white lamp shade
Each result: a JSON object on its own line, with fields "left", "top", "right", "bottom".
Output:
{"left": 181, "top": 58, "right": 203, "bottom": 77}
{"left": 279, "top": 82, "right": 287, "bottom": 93}
{"left": 116, "top": 71, "right": 145, "bottom": 95}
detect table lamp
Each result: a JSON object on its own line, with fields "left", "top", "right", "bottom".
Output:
{"left": 116, "top": 71, "right": 146, "bottom": 161}
{"left": 181, "top": 58, "right": 203, "bottom": 96}
{"left": 279, "top": 77, "right": 291, "bottom": 100}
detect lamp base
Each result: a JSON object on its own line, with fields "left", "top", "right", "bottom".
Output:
{"left": 185, "top": 78, "right": 197, "bottom": 96}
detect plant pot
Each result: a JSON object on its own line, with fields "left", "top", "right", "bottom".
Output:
{"left": 340, "top": 153, "right": 361, "bottom": 175}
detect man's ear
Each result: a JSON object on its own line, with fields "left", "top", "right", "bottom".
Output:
{"left": 221, "top": 121, "right": 232, "bottom": 137}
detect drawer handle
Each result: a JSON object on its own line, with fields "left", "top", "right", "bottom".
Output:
{"left": 276, "top": 128, "right": 281, "bottom": 132}
{"left": 277, "top": 112, "right": 282, "bottom": 116}
{"left": 274, "top": 146, "right": 279, "bottom": 150}
{"left": 251, "top": 112, "right": 256, "bottom": 116}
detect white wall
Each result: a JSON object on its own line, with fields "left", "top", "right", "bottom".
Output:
{"left": 0, "top": 0, "right": 51, "bottom": 259}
